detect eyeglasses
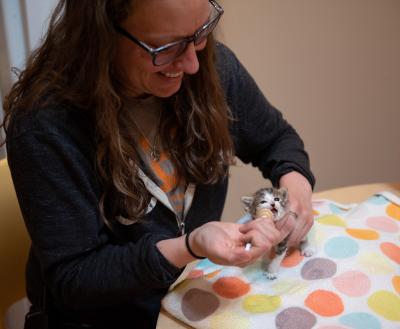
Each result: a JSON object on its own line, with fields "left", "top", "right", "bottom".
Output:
{"left": 114, "top": 0, "right": 223, "bottom": 66}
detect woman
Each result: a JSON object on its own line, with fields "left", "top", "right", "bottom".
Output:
{"left": 1, "top": 0, "right": 315, "bottom": 328}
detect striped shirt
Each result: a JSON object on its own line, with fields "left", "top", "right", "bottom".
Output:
{"left": 127, "top": 96, "right": 186, "bottom": 218}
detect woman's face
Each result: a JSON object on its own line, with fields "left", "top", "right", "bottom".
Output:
{"left": 115, "top": 0, "right": 210, "bottom": 98}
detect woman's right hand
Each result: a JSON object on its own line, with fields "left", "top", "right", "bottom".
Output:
{"left": 189, "top": 217, "right": 294, "bottom": 267}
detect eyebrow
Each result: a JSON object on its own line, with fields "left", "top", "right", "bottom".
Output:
{"left": 141, "top": 8, "right": 213, "bottom": 45}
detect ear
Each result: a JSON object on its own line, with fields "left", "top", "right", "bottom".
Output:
{"left": 241, "top": 196, "right": 254, "bottom": 212}
{"left": 278, "top": 187, "right": 288, "bottom": 200}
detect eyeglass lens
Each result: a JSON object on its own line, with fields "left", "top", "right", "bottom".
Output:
{"left": 154, "top": 12, "right": 220, "bottom": 65}
{"left": 194, "top": 17, "right": 219, "bottom": 46}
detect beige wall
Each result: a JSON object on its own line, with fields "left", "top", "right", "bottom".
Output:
{"left": 219, "top": 0, "right": 400, "bottom": 220}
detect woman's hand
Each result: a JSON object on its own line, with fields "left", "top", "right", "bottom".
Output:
{"left": 279, "top": 171, "right": 314, "bottom": 246}
{"left": 157, "top": 196, "right": 298, "bottom": 269}
{"left": 189, "top": 217, "right": 294, "bottom": 267}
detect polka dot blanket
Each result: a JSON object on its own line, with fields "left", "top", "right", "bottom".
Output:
{"left": 162, "top": 191, "right": 400, "bottom": 329}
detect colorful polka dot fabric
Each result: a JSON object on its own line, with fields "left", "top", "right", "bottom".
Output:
{"left": 162, "top": 192, "right": 400, "bottom": 329}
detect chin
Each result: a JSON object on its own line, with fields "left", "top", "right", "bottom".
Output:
{"left": 153, "top": 83, "right": 183, "bottom": 98}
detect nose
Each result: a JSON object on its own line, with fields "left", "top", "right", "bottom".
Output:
{"left": 175, "top": 42, "right": 199, "bottom": 75}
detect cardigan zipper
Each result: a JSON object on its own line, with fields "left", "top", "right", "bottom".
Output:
{"left": 137, "top": 168, "right": 194, "bottom": 236}
{"left": 177, "top": 218, "right": 185, "bottom": 235}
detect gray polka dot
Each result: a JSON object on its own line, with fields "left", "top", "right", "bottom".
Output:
{"left": 181, "top": 288, "right": 220, "bottom": 321}
{"left": 301, "top": 258, "right": 337, "bottom": 280}
{"left": 276, "top": 307, "right": 317, "bottom": 329}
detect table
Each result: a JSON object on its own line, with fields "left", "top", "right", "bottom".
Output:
{"left": 156, "top": 182, "right": 400, "bottom": 329}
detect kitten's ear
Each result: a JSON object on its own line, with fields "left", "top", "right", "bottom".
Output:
{"left": 278, "top": 187, "right": 288, "bottom": 199}
{"left": 241, "top": 196, "right": 254, "bottom": 212}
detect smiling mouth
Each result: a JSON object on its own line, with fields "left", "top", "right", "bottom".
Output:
{"left": 160, "top": 71, "right": 183, "bottom": 78}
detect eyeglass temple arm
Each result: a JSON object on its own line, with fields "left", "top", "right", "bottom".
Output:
{"left": 114, "top": 25, "right": 155, "bottom": 53}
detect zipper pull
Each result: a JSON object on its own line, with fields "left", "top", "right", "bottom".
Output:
{"left": 179, "top": 221, "right": 185, "bottom": 235}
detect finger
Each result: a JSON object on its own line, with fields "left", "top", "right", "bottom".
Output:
{"left": 239, "top": 217, "right": 275, "bottom": 234}
{"left": 294, "top": 224, "right": 312, "bottom": 244}
{"left": 236, "top": 257, "right": 259, "bottom": 268}
{"left": 241, "top": 246, "right": 266, "bottom": 261}
{"left": 240, "top": 233, "right": 277, "bottom": 258}
{"left": 287, "top": 215, "right": 313, "bottom": 246}
{"left": 298, "top": 217, "right": 314, "bottom": 238}
{"left": 241, "top": 225, "right": 281, "bottom": 245}
{"left": 225, "top": 246, "right": 254, "bottom": 265}
{"left": 277, "top": 216, "right": 296, "bottom": 241}
{"left": 275, "top": 216, "right": 291, "bottom": 230}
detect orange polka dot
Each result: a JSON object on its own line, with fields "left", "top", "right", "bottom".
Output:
{"left": 187, "top": 269, "right": 204, "bottom": 279}
{"left": 305, "top": 290, "right": 344, "bottom": 316}
{"left": 212, "top": 276, "right": 250, "bottom": 299}
{"left": 346, "top": 228, "right": 379, "bottom": 240}
{"left": 205, "top": 269, "right": 222, "bottom": 280}
{"left": 313, "top": 209, "right": 320, "bottom": 216}
{"left": 387, "top": 203, "right": 400, "bottom": 220}
{"left": 393, "top": 276, "right": 400, "bottom": 294}
{"left": 380, "top": 242, "right": 400, "bottom": 264}
{"left": 282, "top": 249, "right": 304, "bottom": 267}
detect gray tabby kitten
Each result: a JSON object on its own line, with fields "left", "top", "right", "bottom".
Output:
{"left": 241, "top": 187, "right": 315, "bottom": 279}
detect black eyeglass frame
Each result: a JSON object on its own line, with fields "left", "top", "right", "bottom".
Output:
{"left": 114, "top": 0, "right": 224, "bottom": 66}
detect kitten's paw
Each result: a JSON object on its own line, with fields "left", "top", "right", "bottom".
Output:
{"left": 264, "top": 271, "right": 278, "bottom": 280}
{"left": 301, "top": 246, "right": 316, "bottom": 257}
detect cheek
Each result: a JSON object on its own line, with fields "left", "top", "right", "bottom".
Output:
{"left": 127, "top": 51, "right": 152, "bottom": 74}
{"left": 126, "top": 56, "right": 161, "bottom": 90}
{"left": 195, "top": 38, "right": 207, "bottom": 51}
{"left": 117, "top": 41, "right": 155, "bottom": 75}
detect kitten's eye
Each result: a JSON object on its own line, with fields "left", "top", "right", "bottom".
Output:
{"left": 274, "top": 197, "right": 280, "bottom": 202}
{"left": 260, "top": 201, "right": 267, "bottom": 204}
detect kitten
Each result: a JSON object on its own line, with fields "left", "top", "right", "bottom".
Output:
{"left": 241, "top": 187, "right": 315, "bottom": 279}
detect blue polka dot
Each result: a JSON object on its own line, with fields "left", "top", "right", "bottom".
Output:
{"left": 329, "top": 203, "right": 348, "bottom": 215}
{"left": 340, "top": 312, "right": 381, "bottom": 329}
{"left": 196, "top": 258, "right": 219, "bottom": 270}
{"left": 367, "top": 195, "right": 388, "bottom": 205}
{"left": 324, "top": 236, "right": 359, "bottom": 258}
{"left": 242, "top": 263, "right": 266, "bottom": 282}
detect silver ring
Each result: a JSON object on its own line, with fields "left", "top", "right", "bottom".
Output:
{"left": 288, "top": 210, "right": 298, "bottom": 219}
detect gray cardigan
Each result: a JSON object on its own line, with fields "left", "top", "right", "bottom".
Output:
{"left": 6, "top": 43, "right": 314, "bottom": 329}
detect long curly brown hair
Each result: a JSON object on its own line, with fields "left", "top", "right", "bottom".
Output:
{"left": 1, "top": 0, "right": 234, "bottom": 222}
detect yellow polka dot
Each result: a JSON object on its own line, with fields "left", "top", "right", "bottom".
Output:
{"left": 358, "top": 252, "right": 395, "bottom": 274}
{"left": 387, "top": 203, "right": 400, "bottom": 220}
{"left": 210, "top": 310, "right": 250, "bottom": 329}
{"left": 316, "top": 215, "right": 347, "bottom": 227}
{"left": 346, "top": 228, "right": 380, "bottom": 240}
{"left": 272, "top": 279, "right": 309, "bottom": 295}
{"left": 368, "top": 291, "right": 400, "bottom": 321}
{"left": 242, "top": 294, "right": 281, "bottom": 313}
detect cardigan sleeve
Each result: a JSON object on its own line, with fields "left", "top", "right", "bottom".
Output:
{"left": 6, "top": 108, "right": 181, "bottom": 311}
{"left": 216, "top": 43, "right": 315, "bottom": 188}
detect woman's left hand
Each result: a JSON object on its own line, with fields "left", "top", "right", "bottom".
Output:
{"left": 279, "top": 171, "right": 313, "bottom": 247}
